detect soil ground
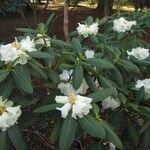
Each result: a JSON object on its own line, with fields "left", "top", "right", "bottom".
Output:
{"left": 0, "top": 7, "right": 103, "bottom": 43}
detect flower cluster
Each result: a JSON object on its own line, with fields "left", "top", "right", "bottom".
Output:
{"left": 127, "top": 47, "right": 149, "bottom": 60}
{"left": 102, "top": 97, "right": 120, "bottom": 110}
{"left": 113, "top": 17, "right": 136, "bottom": 33}
{"left": 0, "top": 36, "right": 36, "bottom": 65}
{"left": 0, "top": 96, "right": 21, "bottom": 131}
{"left": 77, "top": 23, "right": 99, "bottom": 37}
{"left": 135, "top": 79, "right": 150, "bottom": 93}
{"left": 56, "top": 69, "right": 92, "bottom": 119}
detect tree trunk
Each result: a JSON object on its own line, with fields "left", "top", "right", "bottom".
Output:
{"left": 96, "top": 0, "right": 113, "bottom": 16}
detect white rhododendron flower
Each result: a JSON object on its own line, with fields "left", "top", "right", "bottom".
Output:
{"left": 77, "top": 23, "right": 99, "bottom": 37}
{"left": 127, "top": 47, "right": 149, "bottom": 60}
{"left": 0, "top": 44, "right": 18, "bottom": 64}
{"left": 55, "top": 94, "right": 92, "bottom": 119}
{"left": 35, "top": 38, "right": 51, "bottom": 47}
{"left": 58, "top": 81, "right": 88, "bottom": 96}
{"left": 0, "top": 36, "right": 37, "bottom": 65}
{"left": 88, "top": 23, "right": 99, "bottom": 35}
{"left": 135, "top": 79, "right": 150, "bottom": 93}
{"left": 0, "top": 96, "right": 21, "bottom": 131}
{"left": 109, "top": 143, "right": 116, "bottom": 150}
{"left": 85, "top": 50, "right": 95, "bottom": 58}
{"left": 102, "top": 97, "right": 120, "bottom": 110}
{"left": 20, "top": 36, "right": 36, "bottom": 52}
{"left": 59, "top": 69, "right": 73, "bottom": 81}
{"left": 113, "top": 17, "right": 136, "bottom": 33}
{"left": 77, "top": 23, "right": 89, "bottom": 38}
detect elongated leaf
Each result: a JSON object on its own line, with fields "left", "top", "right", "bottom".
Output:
{"left": 2, "top": 79, "right": 14, "bottom": 99}
{"left": 89, "top": 88, "right": 114, "bottom": 102}
{"left": 50, "top": 39, "right": 71, "bottom": 48}
{"left": 135, "top": 87, "right": 145, "bottom": 103}
{"left": 0, "top": 69, "right": 9, "bottom": 83}
{"left": 48, "top": 70, "right": 60, "bottom": 84}
{"left": 0, "top": 131, "right": 10, "bottom": 150}
{"left": 79, "top": 115, "right": 105, "bottom": 139}
{"left": 85, "top": 58, "right": 114, "bottom": 70}
{"left": 16, "top": 28, "right": 37, "bottom": 33}
{"left": 127, "top": 119, "right": 139, "bottom": 146}
{"left": 7, "top": 124, "right": 27, "bottom": 150}
{"left": 99, "top": 76, "right": 113, "bottom": 88}
{"left": 50, "top": 120, "right": 62, "bottom": 144}
{"left": 46, "top": 13, "right": 55, "bottom": 27}
{"left": 29, "top": 51, "right": 52, "bottom": 59}
{"left": 119, "top": 60, "right": 140, "bottom": 74}
{"left": 71, "top": 38, "right": 83, "bottom": 53}
{"left": 29, "top": 62, "right": 47, "bottom": 79}
{"left": 59, "top": 114, "right": 77, "bottom": 150}
{"left": 100, "top": 120, "right": 123, "bottom": 149}
{"left": 13, "top": 65, "right": 33, "bottom": 93}
{"left": 73, "top": 64, "right": 83, "bottom": 90}
{"left": 34, "top": 103, "right": 62, "bottom": 113}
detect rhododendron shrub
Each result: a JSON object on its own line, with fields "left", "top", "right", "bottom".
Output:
{"left": 0, "top": 12, "right": 149, "bottom": 150}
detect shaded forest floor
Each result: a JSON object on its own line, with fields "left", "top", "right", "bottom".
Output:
{"left": 0, "top": 7, "right": 103, "bottom": 43}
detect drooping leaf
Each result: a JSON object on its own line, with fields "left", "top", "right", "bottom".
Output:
{"left": 79, "top": 115, "right": 105, "bottom": 139}
{"left": 73, "top": 64, "right": 83, "bottom": 90}
{"left": 0, "top": 69, "right": 9, "bottom": 83}
{"left": 59, "top": 113, "right": 77, "bottom": 150}
{"left": 13, "top": 65, "right": 33, "bottom": 93}
{"left": 7, "top": 124, "right": 27, "bottom": 150}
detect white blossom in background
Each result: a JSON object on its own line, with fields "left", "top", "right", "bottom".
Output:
{"left": 102, "top": 97, "right": 120, "bottom": 110}
{"left": 19, "top": 36, "right": 36, "bottom": 52}
{"left": 85, "top": 50, "right": 95, "bottom": 58}
{"left": 0, "top": 96, "right": 21, "bottom": 131}
{"left": 59, "top": 69, "right": 73, "bottom": 81}
{"left": 127, "top": 47, "right": 149, "bottom": 60}
{"left": 35, "top": 38, "right": 51, "bottom": 47}
{"left": 77, "top": 22, "right": 99, "bottom": 37}
{"left": 135, "top": 79, "right": 150, "bottom": 93}
{"left": 109, "top": 143, "right": 116, "bottom": 150}
{"left": 58, "top": 81, "right": 88, "bottom": 96}
{"left": 55, "top": 94, "right": 92, "bottom": 119}
{"left": 113, "top": 17, "right": 136, "bottom": 33}
{"left": 88, "top": 23, "right": 99, "bottom": 35}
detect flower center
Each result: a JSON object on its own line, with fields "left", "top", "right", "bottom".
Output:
{"left": 0, "top": 106, "right": 6, "bottom": 115}
{"left": 69, "top": 95, "right": 76, "bottom": 106}
{"left": 12, "top": 40, "right": 21, "bottom": 50}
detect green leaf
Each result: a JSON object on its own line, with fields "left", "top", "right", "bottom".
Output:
{"left": 7, "top": 124, "right": 27, "bottom": 150}
{"left": 119, "top": 60, "right": 140, "bottom": 74}
{"left": 34, "top": 103, "right": 62, "bottom": 113}
{"left": 29, "top": 51, "right": 52, "bottom": 59}
{"left": 73, "top": 64, "right": 83, "bottom": 90}
{"left": 99, "top": 76, "right": 113, "bottom": 88}
{"left": 100, "top": 120, "right": 123, "bottom": 149}
{"left": 135, "top": 87, "right": 145, "bottom": 103}
{"left": 143, "top": 126, "right": 150, "bottom": 149}
{"left": 79, "top": 115, "right": 105, "bottom": 139}
{"left": 50, "top": 39, "right": 71, "bottom": 48}
{"left": 0, "top": 69, "right": 9, "bottom": 83}
{"left": 2, "top": 79, "right": 14, "bottom": 99}
{"left": 15, "top": 28, "right": 37, "bottom": 33}
{"left": 46, "top": 13, "right": 55, "bottom": 27}
{"left": 85, "top": 58, "right": 114, "bottom": 70}
{"left": 127, "top": 119, "right": 139, "bottom": 146}
{"left": 86, "top": 16, "right": 93, "bottom": 25}
{"left": 13, "top": 65, "right": 33, "bottom": 93}
{"left": 0, "top": 131, "right": 10, "bottom": 150}
{"left": 89, "top": 88, "right": 114, "bottom": 102}
{"left": 59, "top": 113, "right": 77, "bottom": 150}
{"left": 98, "top": 17, "right": 108, "bottom": 25}
{"left": 111, "top": 68, "right": 123, "bottom": 87}
{"left": 50, "top": 120, "right": 61, "bottom": 144}
{"left": 71, "top": 38, "right": 83, "bottom": 53}
{"left": 48, "top": 70, "right": 60, "bottom": 84}
{"left": 88, "top": 143, "right": 102, "bottom": 150}
{"left": 29, "top": 62, "right": 47, "bottom": 79}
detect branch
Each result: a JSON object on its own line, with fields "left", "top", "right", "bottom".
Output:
{"left": 63, "top": 0, "right": 70, "bottom": 42}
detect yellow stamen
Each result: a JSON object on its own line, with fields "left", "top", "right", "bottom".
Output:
{"left": 12, "top": 39, "right": 21, "bottom": 49}
{"left": 0, "top": 106, "right": 6, "bottom": 115}
{"left": 69, "top": 95, "right": 76, "bottom": 106}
